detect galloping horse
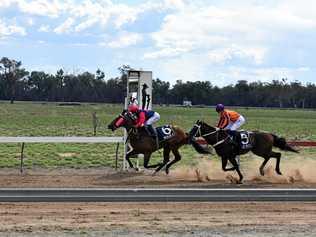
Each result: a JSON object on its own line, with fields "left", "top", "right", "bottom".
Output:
{"left": 108, "top": 111, "right": 211, "bottom": 174}
{"left": 189, "top": 120, "right": 298, "bottom": 183}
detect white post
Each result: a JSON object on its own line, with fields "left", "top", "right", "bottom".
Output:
{"left": 123, "top": 69, "right": 152, "bottom": 171}
{"left": 123, "top": 97, "right": 128, "bottom": 170}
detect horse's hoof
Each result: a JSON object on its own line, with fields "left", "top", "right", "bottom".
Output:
{"left": 260, "top": 170, "right": 264, "bottom": 176}
{"left": 165, "top": 169, "right": 170, "bottom": 175}
{"left": 226, "top": 174, "right": 238, "bottom": 184}
{"left": 276, "top": 170, "right": 282, "bottom": 175}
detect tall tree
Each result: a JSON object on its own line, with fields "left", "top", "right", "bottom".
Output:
{"left": 152, "top": 78, "right": 170, "bottom": 104}
{"left": 55, "top": 69, "right": 65, "bottom": 101}
{"left": 0, "top": 57, "right": 28, "bottom": 104}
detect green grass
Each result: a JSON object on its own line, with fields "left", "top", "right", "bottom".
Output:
{"left": 0, "top": 101, "right": 315, "bottom": 169}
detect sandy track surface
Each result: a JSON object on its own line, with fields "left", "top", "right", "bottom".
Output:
{"left": 1, "top": 157, "right": 316, "bottom": 188}
{"left": 0, "top": 202, "right": 315, "bottom": 236}
{"left": 0, "top": 165, "right": 315, "bottom": 188}
{"left": 0, "top": 159, "right": 316, "bottom": 236}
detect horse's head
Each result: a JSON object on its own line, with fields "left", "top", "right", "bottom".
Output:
{"left": 107, "top": 110, "right": 137, "bottom": 132}
{"left": 189, "top": 120, "right": 217, "bottom": 138}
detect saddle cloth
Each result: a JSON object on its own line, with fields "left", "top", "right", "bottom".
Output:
{"left": 236, "top": 130, "right": 253, "bottom": 150}
{"left": 156, "top": 125, "right": 175, "bottom": 142}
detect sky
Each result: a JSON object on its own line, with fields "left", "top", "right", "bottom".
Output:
{"left": 1, "top": 0, "right": 316, "bottom": 87}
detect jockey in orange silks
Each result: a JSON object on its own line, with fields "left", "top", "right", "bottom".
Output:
{"left": 216, "top": 104, "right": 245, "bottom": 131}
{"left": 216, "top": 104, "right": 246, "bottom": 163}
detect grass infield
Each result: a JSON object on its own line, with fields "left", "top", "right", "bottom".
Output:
{"left": 0, "top": 101, "right": 315, "bottom": 169}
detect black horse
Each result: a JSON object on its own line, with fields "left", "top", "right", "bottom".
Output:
{"left": 108, "top": 111, "right": 211, "bottom": 174}
{"left": 189, "top": 120, "right": 298, "bottom": 183}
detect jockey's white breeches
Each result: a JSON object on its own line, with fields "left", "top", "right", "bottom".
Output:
{"left": 225, "top": 115, "right": 245, "bottom": 130}
{"left": 145, "top": 112, "right": 160, "bottom": 125}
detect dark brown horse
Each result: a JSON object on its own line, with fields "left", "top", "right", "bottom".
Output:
{"left": 189, "top": 120, "right": 298, "bottom": 183}
{"left": 108, "top": 111, "right": 211, "bottom": 174}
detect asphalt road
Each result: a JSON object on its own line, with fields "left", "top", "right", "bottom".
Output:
{"left": 0, "top": 188, "right": 316, "bottom": 202}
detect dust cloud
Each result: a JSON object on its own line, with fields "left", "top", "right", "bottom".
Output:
{"left": 171, "top": 154, "right": 316, "bottom": 184}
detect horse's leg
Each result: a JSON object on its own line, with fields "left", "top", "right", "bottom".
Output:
{"left": 142, "top": 152, "right": 163, "bottom": 169}
{"left": 228, "top": 156, "right": 243, "bottom": 183}
{"left": 154, "top": 146, "right": 171, "bottom": 174}
{"left": 270, "top": 151, "right": 282, "bottom": 175}
{"left": 125, "top": 149, "right": 139, "bottom": 169}
{"left": 165, "top": 148, "right": 182, "bottom": 174}
{"left": 143, "top": 153, "right": 156, "bottom": 169}
{"left": 222, "top": 157, "right": 235, "bottom": 171}
{"left": 259, "top": 157, "right": 270, "bottom": 176}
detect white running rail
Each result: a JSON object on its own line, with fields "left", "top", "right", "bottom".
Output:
{"left": 0, "top": 136, "right": 124, "bottom": 173}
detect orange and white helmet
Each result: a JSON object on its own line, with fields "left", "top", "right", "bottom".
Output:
{"left": 128, "top": 104, "right": 139, "bottom": 113}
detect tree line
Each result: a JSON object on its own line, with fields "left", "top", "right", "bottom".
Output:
{"left": 1, "top": 57, "right": 316, "bottom": 108}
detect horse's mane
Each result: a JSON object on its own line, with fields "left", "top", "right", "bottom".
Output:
{"left": 198, "top": 120, "right": 215, "bottom": 129}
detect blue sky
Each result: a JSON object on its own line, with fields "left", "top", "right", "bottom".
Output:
{"left": 1, "top": 0, "right": 316, "bottom": 86}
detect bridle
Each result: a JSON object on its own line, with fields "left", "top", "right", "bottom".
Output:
{"left": 117, "top": 112, "right": 139, "bottom": 143}
{"left": 193, "top": 122, "right": 229, "bottom": 148}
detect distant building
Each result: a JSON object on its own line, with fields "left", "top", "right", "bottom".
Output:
{"left": 183, "top": 100, "right": 192, "bottom": 107}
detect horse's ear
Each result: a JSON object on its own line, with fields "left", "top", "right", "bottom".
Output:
{"left": 196, "top": 119, "right": 200, "bottom": 123}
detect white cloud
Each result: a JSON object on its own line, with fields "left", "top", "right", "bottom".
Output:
{"left": 144, "top": 47, "right": 189, "bottom": 59}
{"left": 74, "top": 18, "right": 98, "bottom": 32}
{"left": 53, "top": 17, "right": 75, "bottom": 34}
{"left": 0, "top": 0, "right": 189, "bottom": 36}
{"left": 211, "top": 66, "right": 312, "bottom": 87}
{"left": 27, "top": 17, "right": 34, "bottom": 26}
{"left": 111, "top": 4, "right": 139, "bottom": 29}
{"left": 208, "top": 45, "right": 266, "bottom": 65}
{"left": 38, "top": 25, "right": 50, "bottom": 32}
{"left": 158, "top": 53, "right": 210, "bottom": 84}
{"left": 69, "top": 0, "right": 111, "bottom": 28}
{"left": 163, "top": 0, "right": 185, "bottom": 10}
{"left": 0, "top": 19, "right": 26, "bottom": 38}
{"left": 0, "top": 0, "right": 15, "bottom": 8}
{"left": 148, "top": 1, "right": 316, "bottom": 61}
{"left": 106, "top": 32, "right": 143, "bottom": 48}
{"left": 16, "top": 0, "right": 68, "bottom": 18}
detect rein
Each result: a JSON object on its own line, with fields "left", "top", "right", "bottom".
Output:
{"left": 194, "top": 123, "right": 229, "bottom": 148}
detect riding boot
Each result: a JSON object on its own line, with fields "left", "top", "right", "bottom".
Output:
{"left": 145, "top": 125, "right": 159, "bottom": 149}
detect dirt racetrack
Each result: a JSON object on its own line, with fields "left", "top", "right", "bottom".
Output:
{"left": 0, "top": 159, "right": 316, "bottom": 236}
{"left": 0, "top": 158, "right": 316, "bottom": 188}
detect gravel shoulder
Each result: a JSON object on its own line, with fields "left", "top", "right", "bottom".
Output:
{"left": 0, "top": 202, "right": 315, "bottom": 236}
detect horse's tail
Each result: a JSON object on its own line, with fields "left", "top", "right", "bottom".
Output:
{"left": 185, "top": 133, "right": 212, "bottom": 154}
{"left": 272, "top": 134, "right": 299, "bottom": 153}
